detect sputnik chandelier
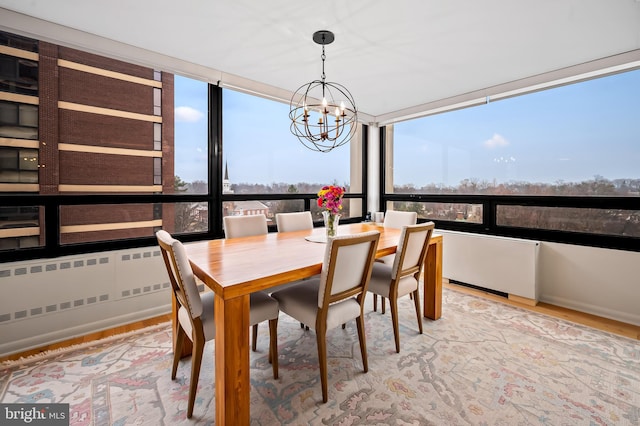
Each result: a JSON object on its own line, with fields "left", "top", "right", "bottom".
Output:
{"left": 289, "top": 30, "right": 358, "bottom": 153}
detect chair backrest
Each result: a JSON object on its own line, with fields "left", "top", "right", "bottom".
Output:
{"left": 317, "top": 231, "right": 380, "bottom": 308}
{"left": 156, "top": 230, "right": 203, "bottom": 319}
{"left": 391, "top": 222, "right": 435, "bottom": 280}
{"left": 223, "top": 214, "right": 268, "bottom": 238}
{"left": 383, "top": 210, "right": 418, "bottom": 229}
{"left": 275, "top": 211, "right": 313, "bottom": 232}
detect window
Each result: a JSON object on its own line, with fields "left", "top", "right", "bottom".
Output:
{"left": 0, "top": 101, "right": 38, "bottom": 139}
{"left": 385, "top": 68, "right": 640, "bottom": 249}
{"left": 386, "top": 200, "right": 483, "bottom": 224}
{"left": 0, "top": 147, "right": 38, "bottom": 183}
{"left": 153, "top": 123, "right": 161, "bottom": 150}
{"left": 222, "top": 88, "right": 364, "bottom": 221}
{"left": 389, "top": 70, "right": 640, "bottom": 197}
{"left": 174, "top": 75, "right": 208, "bottom": 195}
{"left": 0, "top": 54, "right": 38, "bottom": 96}
{"left": 0, "top": 205, "right": 41, "bottom": 250}
{"left": 497, "top": 205, "right": 640, "bottom": 237}
{"left": 153, "top": 157, "right": 162, "bottom": 185}
{"left": 153, "top": 87, "right": 161, "bottom": 115}
{"left": 0, "top": 32, "right": 38, "bottom": 53}
{"left": 60, "top": 203, "right": 161, "bottom": 244}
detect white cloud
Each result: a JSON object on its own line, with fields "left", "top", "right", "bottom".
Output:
{"left": 175, "top": 106, "right": 204, "bottom": 122}
{"left": 484, "top": 133, "right": 510, "bottom": 149}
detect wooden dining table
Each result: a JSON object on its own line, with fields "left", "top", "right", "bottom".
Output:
{"left": 183, "top": 222, "right": 443, "bottom": 425}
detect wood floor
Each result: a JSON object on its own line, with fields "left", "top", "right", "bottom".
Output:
{"left": 2, "top": 282, "right": 638, "bottom": 364}
{"left": 0, "top": 313, "right": 172, "bottom": 364}
{"left": 446, "top": 282, "right": 640, "bottom": 340}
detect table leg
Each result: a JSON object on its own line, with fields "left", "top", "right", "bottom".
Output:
{"left": 423, "top": 238, "right": 443, "bottom": 320}
{"left": 214, "top": 293, "right": 250, "bottom": 425}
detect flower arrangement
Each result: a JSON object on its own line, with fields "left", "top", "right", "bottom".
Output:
{"left": 317, "top": 185, "right": 345, "bottom": 215}
{"left": 318, "top": 185, "right": 345, "bottom": 238}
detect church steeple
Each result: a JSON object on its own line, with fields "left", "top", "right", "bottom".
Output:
{"left": 223, "top": 161, "right": 233, "bottom": 194}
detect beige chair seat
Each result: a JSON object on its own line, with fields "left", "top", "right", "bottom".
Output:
{"left": 250, "top": 291, "right": 280, "bottom": 325}
{"left": 179, "top": 291, "right": 279, "bottom": 340}
{"left": 273, "top": 279, "right": 361, "bottom": 331}
{"left": 368, "top": 263, "right": 419, "bottom": 298}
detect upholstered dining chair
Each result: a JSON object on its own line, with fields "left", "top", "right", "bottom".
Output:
{"left": 275, "top": 211, "right": 314, "bottom": 232}
{"left": 275, "top": 211, "right": 316, "bottom": 330}
{"left": 222, "top": 214, "right": 281, "bottom": 351}
{"left": 373, "top": 210, "right": 418, "bottom": 313}
{"left": 383, "top": 210, "right": 418, "bottom": 229}
{"left": 377, "top": 210, "right": 418, "bottom": 266}
{"left": 367, "top": 222, "right": 435, "bottom": 353}
{"left": 223, "top": 213, "right": 268, "bottom": 238}
{"left": 272, "top": 231, "right": 380, "bottom": 403}
{"left": 156, "top": 230, "right": 279, "bottom": 418}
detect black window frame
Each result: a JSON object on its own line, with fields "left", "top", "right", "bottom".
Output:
{"left": 0, "top": 84, "right": 369, "bottom": 263}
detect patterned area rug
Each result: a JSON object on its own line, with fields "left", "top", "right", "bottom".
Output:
{"left": 1, "top": 288, "right": 639, "bottom": 425}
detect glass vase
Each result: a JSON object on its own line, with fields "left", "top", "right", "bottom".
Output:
{"left": 322, "top": 211, "right": 341, "bottom": 239}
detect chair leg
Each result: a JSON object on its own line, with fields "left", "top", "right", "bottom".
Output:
{"left": 373, "top": 294, "right": 378, "bottom": 312}
{"left": 172, "top": 325, "right": 186, "bottom": 380}
{"left": 355, "top": 314, "right": 369, "bottom": 373}
{"left": 268, "top": 318, "right": 279, "bottom": 379}
{"left": 187, "top": 335, "right": 205, "bottom": 419}
{"left": 252, "top": 324, "right": 258, "bottom": 352}
{"left": 316, "top": 325, "right": 329, "bottom": 403}
{"left": 390, "top": 296, "right": 401, "bottom": 353}
{"left": 382, "top": 297, "right": 386, "bottom": 314}
{"left": 412, "top": 289, "right": 423, "bottom": 335}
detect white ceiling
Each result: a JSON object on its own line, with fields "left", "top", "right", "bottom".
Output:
{"left": 1, "top": 0, "right": 639, "bottom": 124}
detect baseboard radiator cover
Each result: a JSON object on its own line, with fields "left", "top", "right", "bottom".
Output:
{"left": 0, "top": 247, "right": 173, "bottom": 357}
{"left": 440, "top": 230, "right": 540, "bottom": 304}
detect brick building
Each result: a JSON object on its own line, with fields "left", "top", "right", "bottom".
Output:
{"left": 0, "top": 30, "right": 175, "bottom": 248}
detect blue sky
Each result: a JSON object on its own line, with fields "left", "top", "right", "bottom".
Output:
{"left": 394, "top": 70, "right": 640, "bottom": 186}
{"left": 173, "top": 77, "right": 350, "bottom": 185}
{"left": 174, "top": 69, "right": 640, "bottom": 186}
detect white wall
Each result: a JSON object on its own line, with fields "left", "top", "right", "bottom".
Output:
{"left": 537, "top": 242, "right": 640, "bottom": 326}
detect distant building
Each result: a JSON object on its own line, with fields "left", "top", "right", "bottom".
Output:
{"left": 226, "top": 200, "right": 270, "bottom": 217}
{"left": 221, "top": 162, "right": 270, "bottom": 220}
{"left": 0, "top": 30, "right": 175, "bottom": 248}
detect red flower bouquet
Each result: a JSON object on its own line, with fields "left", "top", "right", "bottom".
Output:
{"left": 317, "top": 185, "right": 345, "bottom": 215}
